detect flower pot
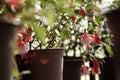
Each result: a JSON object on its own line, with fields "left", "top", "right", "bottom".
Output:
{"left": 63, "top": 57, "right": 83, "bottom": 80}
{"left": 99, "top": 58, "right": 115, "bottom": 80}
{"left": 16, "top": 49, "right": 64, "bottom": 80}
{"left": 0, "top": 21, "right": 19, "bottom": 80}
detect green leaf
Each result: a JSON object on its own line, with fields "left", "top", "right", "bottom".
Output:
{"left": 32, "top": 24, "right": 47, "bottom": 45}
{"left": 61, "top": 8, "right": 73, "bottom": 15}
{"left": 20, "top": 10, "right": 35, "bottom": 23}
{"left": 12, "top": 59, "right": 20, "bottom": 79}
{"left": 88, "top": 25, "right": 94, "bottom": 34}
{"left": 13, "top": 42, "right": 19, "bottom": 55}
{"left": 113, "top": 1, "right": 120, "bottom": 8}
{"left": 105, "top": 45, "right": 113, "bottom": 57}
{"left": 86, "top": 4, "right": 100, "bottom": 12}
{"left": 12, "top": 67, "right": 19, "bottom": 78}
{"left": 55, "top": 0, "right": 65, "bottom": 8}
{"left": 43, "top": 11, "right": 56, "bottom": 27}
{"left": 93, "top": 16, "right": 101, "bottom": 26}
{"left": 91, "top": 4, "right": 100, "bottom": 11}
{"left": 54, "top": 0, "right": 73, "bottom": 15}
{"left": 60, "top": 30, "right": 71, "bottom": 39}
{"left": 104, "top": 37, "right": 111, "bottom": 43}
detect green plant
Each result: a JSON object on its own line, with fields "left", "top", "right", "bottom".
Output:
{"left": 0, "top": 0, "right": 113, "bottom": 79}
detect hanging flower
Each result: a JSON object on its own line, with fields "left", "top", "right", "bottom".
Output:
{"left": 17, "top": 27, "right": 32, "bottom": 53}
{"left": 80, "top": 30, "right": 92, "bottom": 46}
{"left": 17, "top": 36, "right": 30, "bottom": 46}
{"left": 92, "top": 33, "right": 101, "bottom": 44}
{"left": 80, "top": 65, "right": 91, "bottom": 75}
{"left": 18, "top": 44, "right": 30, "bottom": 54}
{"left": 91, "top": 58, "right": 101, "bottom": 74}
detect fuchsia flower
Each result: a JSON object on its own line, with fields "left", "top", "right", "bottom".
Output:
{"left": 17, "top": 36, "right": 30, "bottom": 46}
{"left": 17, "top": 27, "right": 32, "bottom": 54}
{"left": 92, "top": 33, "right": 101, "bottom": 44}
{"left": 92, "top": 58, "right": 101, "bottom": 74}
{"left": 80, "top": 58, "right": 101, "bottom": 75}
{"left": 80, "top": 30, "right": 101, "bottom": 50}
{"left": 18, "top": 44, "right": 29, "bottom": 54}
{"left": 81, "top": 30, "right": 92, "bottom": 46}
{"left": 80, "top": 65, "right": 91, "bottom": 75}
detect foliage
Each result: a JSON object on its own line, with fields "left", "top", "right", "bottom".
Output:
{"left": 0, "top": 0, "right": 114, "bottom": 78}
{"left": 111, "top": 0, "right": 120, "bottom": 8}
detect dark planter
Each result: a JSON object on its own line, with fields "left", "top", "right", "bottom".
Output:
{"left": 0, "top": 21, "right": 19, "bottom": 80}
{"left": 99, "top": 58, "right": 115, "bottom": 80}
{"left": 63, "top": 57, "right": 83, "bottom": 80}
{"left": 16, "top": 49, "right": 64, "bottom": 80}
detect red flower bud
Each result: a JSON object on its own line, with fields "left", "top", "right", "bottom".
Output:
{"left": 80, "top": 8, "right": 86, "bottom": 16}
{"left": 70, "top": 14, "right": 76, "bottom": 21}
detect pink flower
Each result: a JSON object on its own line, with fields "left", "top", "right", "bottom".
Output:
{"left": 92, "top": 33, "right": 101, "bottom": 44}
{"left": 18, "top": 44, "right": 30, "bottom": 54}
{"left": 81, "top": 30, "right": 92, "bottom": 46}
{"left": 17, "top": 27, "right": 32, "bottom": 54}
{"left": 80, "top": 65, "right": 91, "bottom": 75}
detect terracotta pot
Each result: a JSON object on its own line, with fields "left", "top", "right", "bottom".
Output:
{"left": 63, "top": 57, "right": 83, "bottom": 80}
{"left": 0, "top": 21, "right": 19, "bottom": 80}
{"left": 16, "top": 49, "right": 64, "bottom": 80}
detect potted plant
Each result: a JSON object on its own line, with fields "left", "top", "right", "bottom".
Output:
{"left": 99, "top": 1, "right": 120, "bottom": 80}
{"left": 58, "top": 1, "right": 113, "bottom": 80}
{"left": 0, "top": 0, "right": 113, "bottom": 80}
